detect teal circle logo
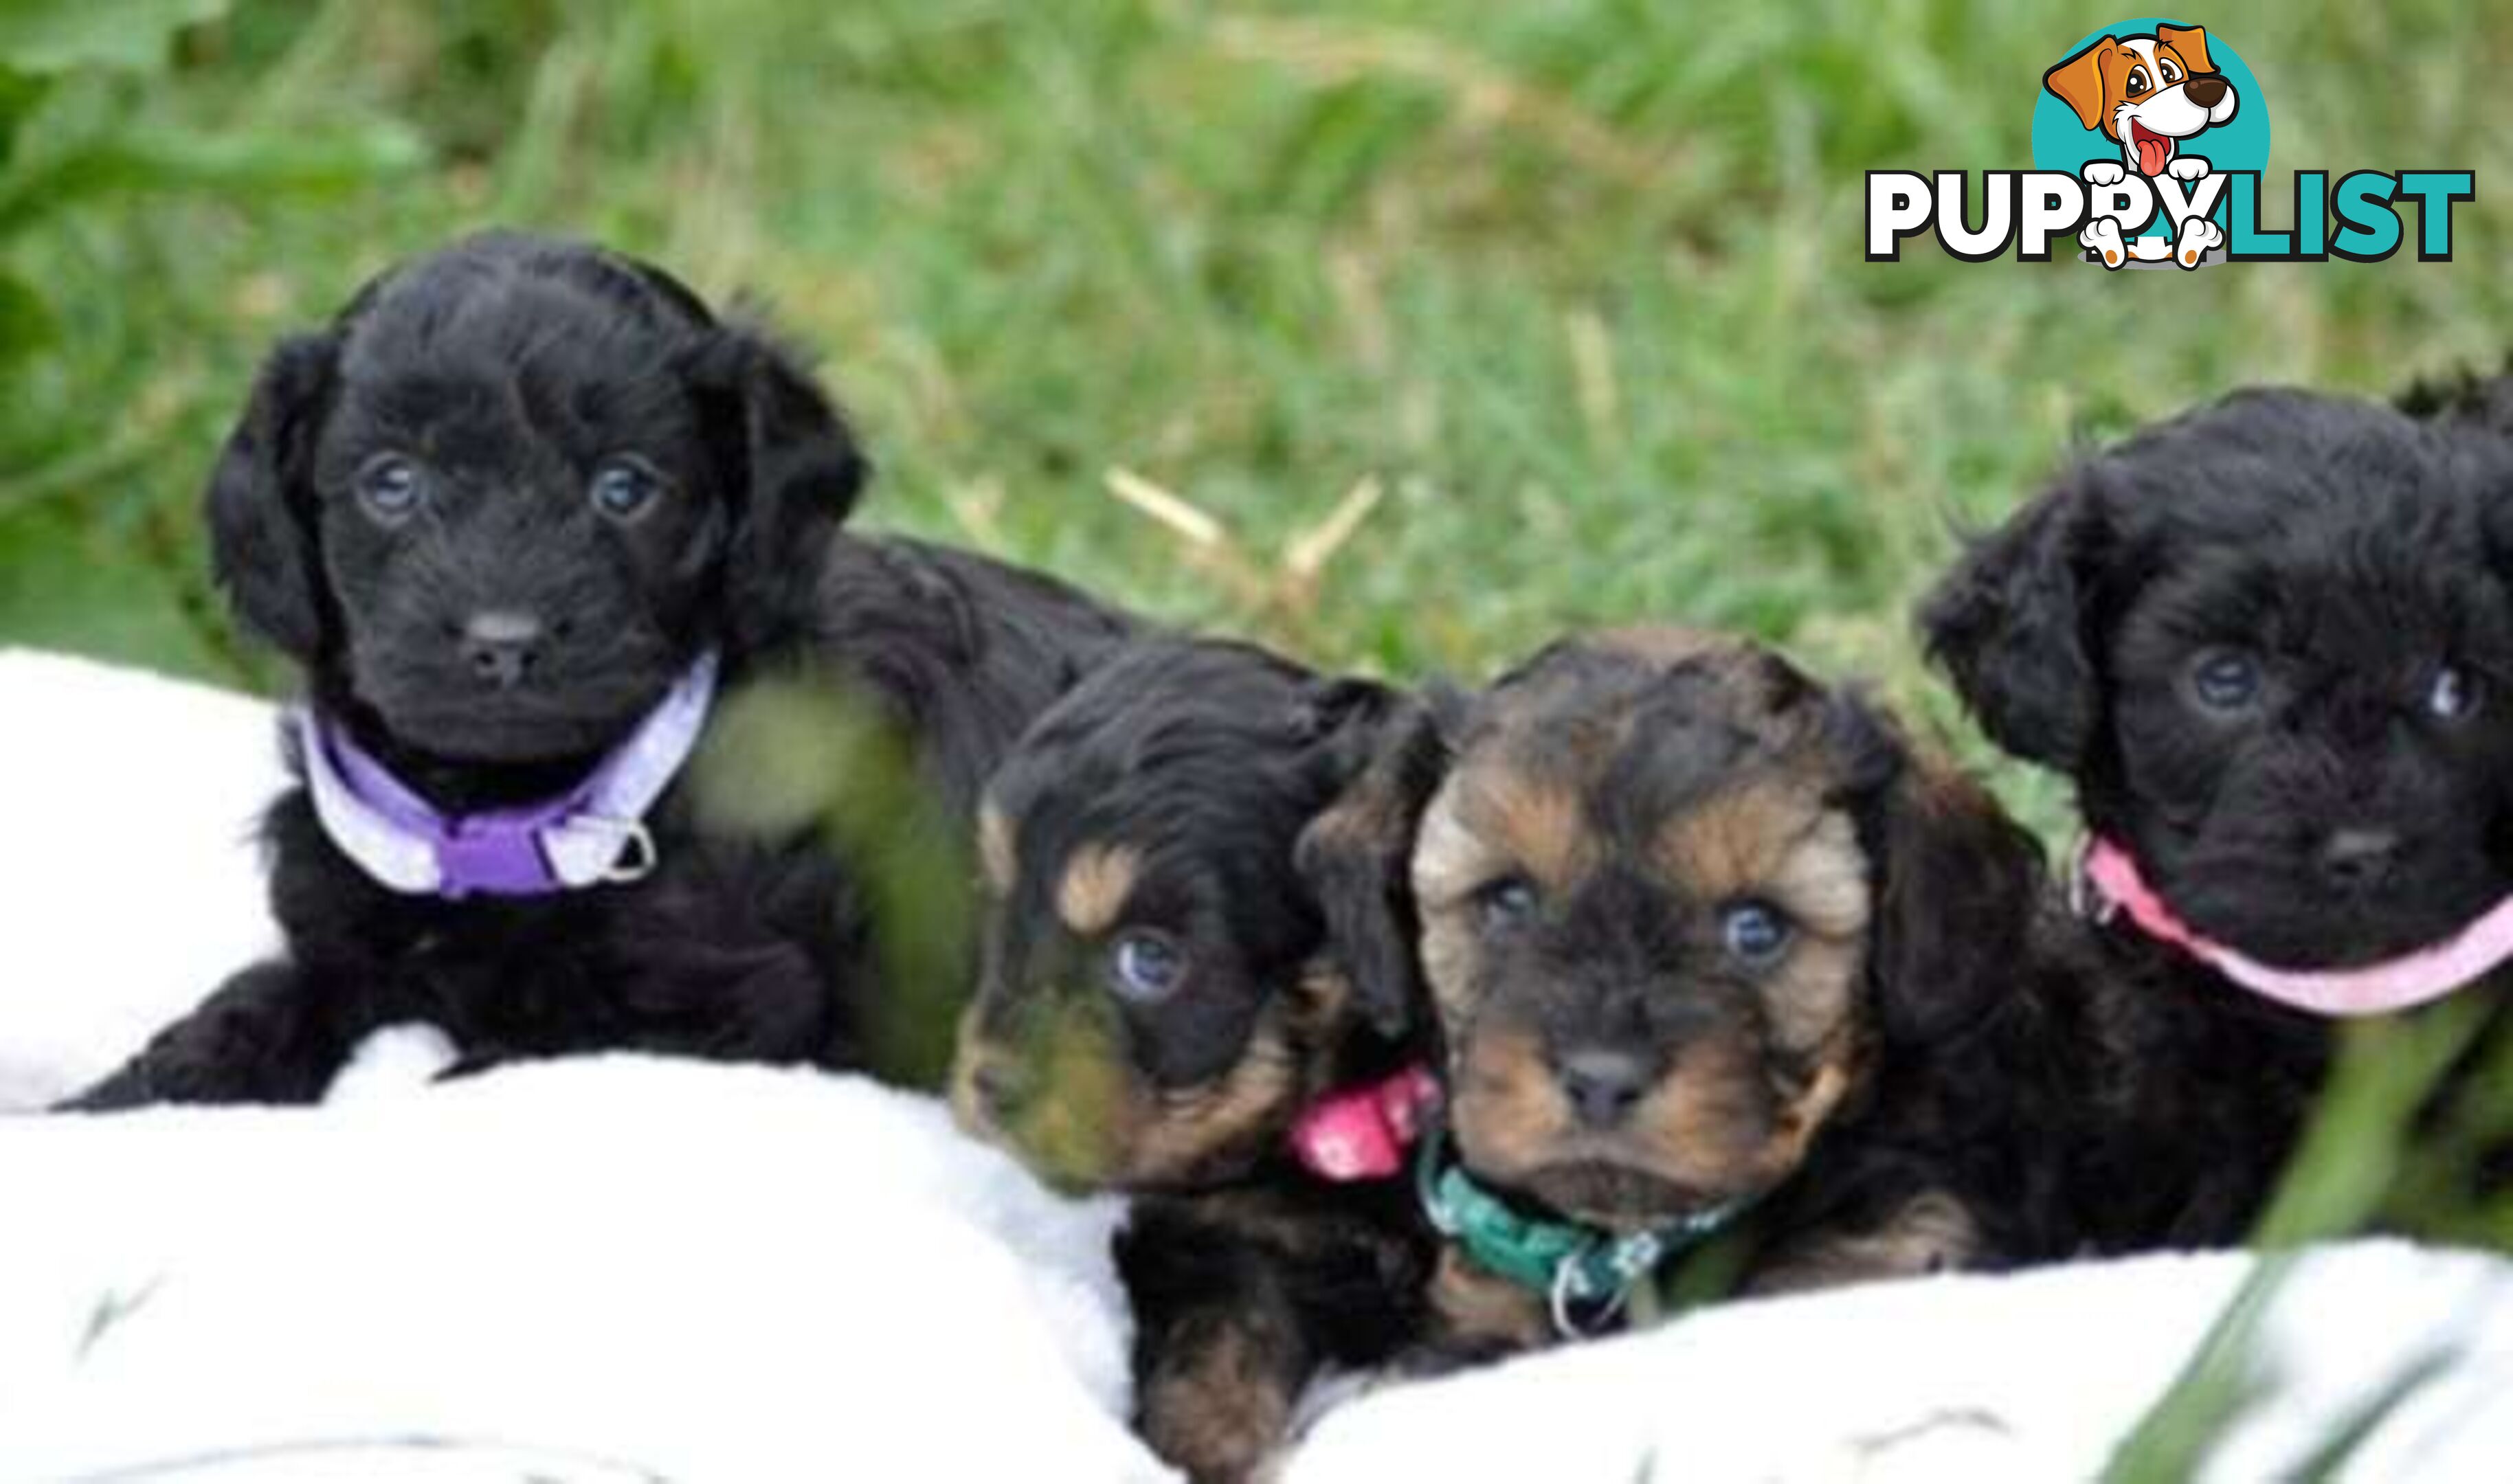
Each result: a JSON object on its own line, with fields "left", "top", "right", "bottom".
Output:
{"left": 2031, "top": 19, "right": 2270, "bottom": 243}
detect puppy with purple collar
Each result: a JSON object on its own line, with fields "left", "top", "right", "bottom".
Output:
{"left": 1923, "top": 387, "right": 2513, "bottom": 1246}
{"left": 63, "top": 232, "right": 1135, "bottom": 1108}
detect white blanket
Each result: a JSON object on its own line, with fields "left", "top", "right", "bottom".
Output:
{"left": 5, "top": 1059, "right": 1150, "bottom": 1483}
{"left": 5, "top": 648, "right": 2511, "bottom": 1482}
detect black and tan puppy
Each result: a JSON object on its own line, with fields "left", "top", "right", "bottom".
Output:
{"left": 1308, "top": 627, "right": 2055, "bottom": 1340}
{"left": 66, "top": 232, "right": 1133, "bottom": 1108}
{"left": 1923, "top": 387, "right": 2513, "bottom": 1246}
{"left": 951, "top": 638, "right": 1442, "bottom": 1483}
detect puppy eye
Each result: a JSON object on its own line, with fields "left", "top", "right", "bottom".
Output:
{"left": 1108, "top": 932, "right": 1187, "bottom": 1005}
{"left": 1720, "top": 900, "right": 1792, "bottom": 966}
{"left": 589, "top": 458, "right": 666, "bottom": 521}
{"left": 2189, "top": 650, "right": 2261, "bottom": 712}
{"left": 2126, "top": 67, "right": 2150, "bottom": 93}
{"left": 354, "top": 453, "right": 425, "bottom": 522}
{"left": 1474, "top": 875, "right": 1539, "bottom": 934}
{"left": 2428, "top": 666, "right": 2480, "bottom": 722}
{"left": 2159, "top": 60, "right": 2182, "bottom": 83}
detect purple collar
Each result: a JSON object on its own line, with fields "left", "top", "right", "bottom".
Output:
{"left": 296, "top": 651, "right": 719, "bottom": 899}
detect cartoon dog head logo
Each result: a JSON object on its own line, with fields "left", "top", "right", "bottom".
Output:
{"left": 2044, "top": 23, "right": 2238, "bottom": 179}
{"left": 2030, "top": 20, "right": 2270, "bottom": 268}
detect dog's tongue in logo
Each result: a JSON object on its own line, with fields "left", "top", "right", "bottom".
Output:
{"left": 2129, "top": 120, "right": 2173, "bottom": 177}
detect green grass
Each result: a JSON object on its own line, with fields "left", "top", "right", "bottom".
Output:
{"left": 10, "top": 1, "right": 2510, "bottom": 798}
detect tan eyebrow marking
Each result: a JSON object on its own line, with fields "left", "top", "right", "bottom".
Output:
{"left": 978, "top": 802, "right": 1016, "bottom": 894}
{"left": 1056, "top": 842, "right": 1141, "bottom": 936}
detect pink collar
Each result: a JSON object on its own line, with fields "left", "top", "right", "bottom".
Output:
{"left": 2081, "top": 835, "right": 2513, "bottom": 1018}
{"left": 1288, "top": 1065, "right": 1440, "bottom": 1181}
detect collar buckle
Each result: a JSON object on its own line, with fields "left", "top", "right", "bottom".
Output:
{"left": 1416, "top": 1123, "right": 1747, "bottom": 1341}
{"left": 1291, "top": 1064, "right": 1440, "bottom": 1180}
{"left": 1548, "top": 1246, "right": 1627, "bottom": 1338}
{"left": 585, "top": 817, "right": 659, "bottom": 884}
{"left": 2066, "top": 833, "right": 2119, "bottom": 924}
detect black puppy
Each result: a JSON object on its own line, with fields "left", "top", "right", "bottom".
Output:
{"left": 1922, "top": 387, "right": 2513, "bottom": 1246}
{"left": 67, "top": 232, "right": 1132, "bottom": 1108}
{"left": 950, "top": 638, "right": 1440, "bottom": 1484}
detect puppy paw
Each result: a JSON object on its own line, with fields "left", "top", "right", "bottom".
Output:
{"left": 1143, "top": 1381, "right": 1293, "bottom": 1484}
{"left": 2167, "top": 155, "right": 2212, "bottom": 183}
{"left": 2171, "top": 214, "right": 2225, "bottom": 269}
{"left": 2079, "top": 216, "right": 2128, "bottom": 269}
{"left": 1140, "top": 1313, "right": 1304, "bottom": 1484}
{"left": 2081, "top": 160, "right": 2127, "bottom": 187}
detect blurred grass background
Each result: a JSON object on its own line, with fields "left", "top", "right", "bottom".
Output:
{"left": 6, "top": 0, "right": 2509, "bottom": 830}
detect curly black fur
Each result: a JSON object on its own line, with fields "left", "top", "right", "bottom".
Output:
{"left": 2399, "top": 354, "right": 2513, "bottom": 438}
{"left": 950, "top": 638, "right": 1442, "bottom": 1483}
{"left": 1919, "top": 385, "right": 2513, "bottom": 1248}
{"left": 64, "top": 232, "right": 1135, "bottom": 1109}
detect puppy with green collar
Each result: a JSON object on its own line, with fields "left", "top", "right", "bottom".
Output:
{"left": 1309, "top": 627, "right": 2059, "bottom": 1350}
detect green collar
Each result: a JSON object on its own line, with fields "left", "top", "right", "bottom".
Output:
{"left": 1414, "top": 1124, "right": 1750, "bottom": 1337}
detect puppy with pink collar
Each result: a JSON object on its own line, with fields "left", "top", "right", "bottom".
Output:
{"left": 1923, "top": 384, "right": 2513, "bottom": 1249}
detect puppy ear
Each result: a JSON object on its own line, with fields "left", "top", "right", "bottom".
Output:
{"left": 2042, "top": 37, "right": 2118, "bottom": 133}
{"left": 1831, "top": 695, "right": 2045, "bottom": 1045}
{"left": 1288, "top": 676, "right": 1407, "bottom": 777}
{"left": 2156, "top": 23, "right": 2215, "bottom": 76}
{"left": 205, "top": 332, "right": 338, "bottom": 660}
{"left": 693, "top": 328, "right": 870, "bottom": 653}
{"left": 2403, "top": 363, "right": 2513, "bottom": 441}
{"left": 1291, "top": 682, "right": 1456, "bottom": 1041}
{"left": 1917, "top": 470, "right": 2107, "bottom": 772}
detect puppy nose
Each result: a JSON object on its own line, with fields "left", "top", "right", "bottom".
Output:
{"left": 460, "top": 610, "right": 544, "bottom": 688}
{"left": 2319, "top": 828, "right": 2400, "bottom": 890}
{"left": 2182, "top": 75, "right": 2228, "bottom": 109}
{"left": 1555, "top": 1047, "right": 1651, "bottom": 1127}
